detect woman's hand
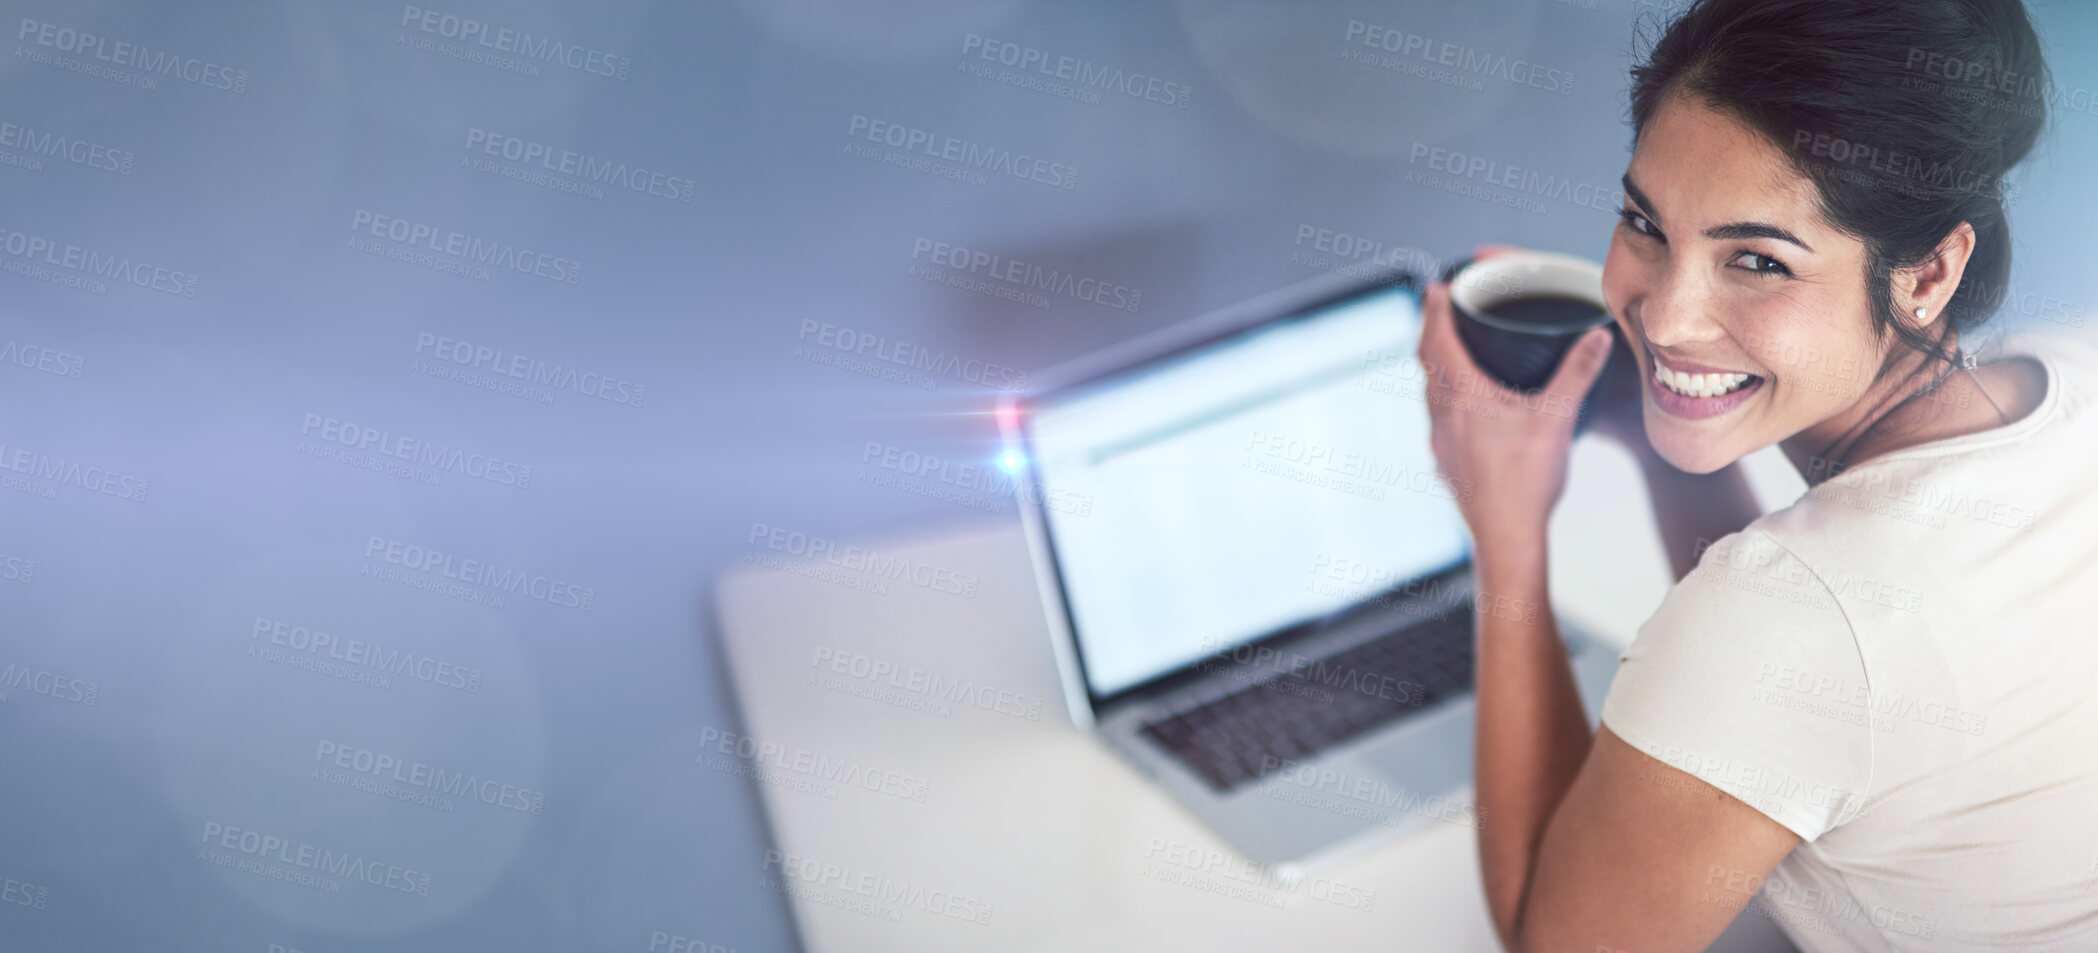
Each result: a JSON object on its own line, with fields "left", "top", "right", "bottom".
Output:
{"left": 1417, "top": 248, "right": 1615, "bottom": 557}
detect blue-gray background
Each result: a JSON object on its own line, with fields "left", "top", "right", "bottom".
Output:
{"left": 2, "top": 1, "right": 2093, "bottom": 950}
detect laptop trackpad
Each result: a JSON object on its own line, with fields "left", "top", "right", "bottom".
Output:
{"left": 1323, "top": 634, "right": 1617, "bottom": 827}
{"left": 1305, "top": 700, "right": 1478, "bottom": 827}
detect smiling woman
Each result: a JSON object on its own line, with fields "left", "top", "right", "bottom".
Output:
{"left": 1412, "top": 1, "right": 2098, "bottom": 951}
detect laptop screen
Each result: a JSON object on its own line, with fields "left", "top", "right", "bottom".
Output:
{"left": 1025, "top": 282, "right": 1473, "bottom": 699}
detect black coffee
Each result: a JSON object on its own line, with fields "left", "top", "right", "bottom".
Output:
{"left": 1477, "top": 293, "right": 1607, "bottom": 329}
{"left": 1453, "top": 288, "right": 1615, "bottom": 397}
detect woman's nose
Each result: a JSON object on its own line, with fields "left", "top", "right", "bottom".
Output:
{"left": 1634, "top": 269, "right": 1724, "bottom": 349}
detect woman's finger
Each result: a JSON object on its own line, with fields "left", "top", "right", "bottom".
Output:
{"left": 1417, "top": 282, "right": 1461, "bottom": 363}
{"left": 1544, "top": 327, "right": 1615, "bottom": 405}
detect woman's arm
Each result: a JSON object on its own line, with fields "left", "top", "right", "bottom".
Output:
{"left": 1471, "top": 527, "right": 1593, "bottom": 945}
{"left": 1468, "top": 503, "right": 1801, "bottom": 953}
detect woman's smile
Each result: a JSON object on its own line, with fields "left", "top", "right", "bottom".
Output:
{"left": 1642, "top": 343, "right": 1767, "bottom": 420}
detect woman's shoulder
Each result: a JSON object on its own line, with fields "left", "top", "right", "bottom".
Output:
{"left": 1660, "top": 526, "right": 1856, "bottom": 634}
{"left": 1995, "top": 327, "right": 2098, "bottom": 422}
{"left": 1606, "top": 525, "right": 1875, "bottom": 840}
{"left": 1615, "top": 526, "right": 1860, "bottom": 696}
{"left": 1738, "top": 468, "right": 2004, "bottom": 616}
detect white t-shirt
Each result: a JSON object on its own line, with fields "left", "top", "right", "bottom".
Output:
{"left": 1600, "top": 330, "right": 2098, "bottom": 952}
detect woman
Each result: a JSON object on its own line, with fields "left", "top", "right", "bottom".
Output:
{"left": 1416, "top": 1, "right": 2098, "bottom": 950}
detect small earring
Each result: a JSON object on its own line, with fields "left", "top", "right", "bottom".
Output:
{"left": 1916, "top": 307, "right": 1928, "bottom": 320}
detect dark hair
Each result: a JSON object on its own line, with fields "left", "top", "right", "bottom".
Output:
{"left": 1628, "top": 0, "right": 2050, "bottom": 378}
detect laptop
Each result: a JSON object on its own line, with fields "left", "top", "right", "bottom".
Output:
{"left": 995, "top": 265, "right": 1617, "bottom": 871}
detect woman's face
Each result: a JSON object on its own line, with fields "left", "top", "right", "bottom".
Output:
{"left": 1601, "top": 93, "right": 1893, "bottom": 475}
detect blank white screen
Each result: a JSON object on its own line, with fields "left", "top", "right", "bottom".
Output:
{"left": 1028, "top": 286, "right": 1472, "bottom": 697}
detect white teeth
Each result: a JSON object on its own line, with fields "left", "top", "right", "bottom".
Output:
{"left": 1654, "top": 364, "right": 1754, "bottom": 398}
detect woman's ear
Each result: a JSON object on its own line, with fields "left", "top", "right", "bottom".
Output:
{"left": 1896, "top": 221, "right": 1978, "bottom": 332}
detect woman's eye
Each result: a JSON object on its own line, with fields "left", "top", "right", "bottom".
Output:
{"left": 1731, "top": 251, "right": 1793, "bottom": 278}
{"left": 1617, "top": 208, "right": 1659, "bottom": 239}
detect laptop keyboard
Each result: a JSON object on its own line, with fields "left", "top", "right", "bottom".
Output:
{"left": 1137, "top": 604, "right": 1475, "bottom": 792}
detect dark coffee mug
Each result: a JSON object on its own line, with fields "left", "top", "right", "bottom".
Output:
{"left": 1441, "top": 251, "right": 1626, "bottom": 434}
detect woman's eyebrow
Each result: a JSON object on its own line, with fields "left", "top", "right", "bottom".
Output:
{"left": 1620, "top": 172, "right": 1817, "bottom": 254}
{"left": 1706, "top": 222, "right": 1815, "bottom": 253}
{"left": 1621, "top": 173, "right": 1660, "bottom": 222}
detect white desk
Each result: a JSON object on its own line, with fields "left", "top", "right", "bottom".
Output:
{"left": 715, "top": 442, "right": 1803, "bottom": 952}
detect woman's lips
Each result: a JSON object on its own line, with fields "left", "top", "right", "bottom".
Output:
{"left": 1647, "top": 365, "right": 1764, "bottom": 420}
